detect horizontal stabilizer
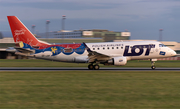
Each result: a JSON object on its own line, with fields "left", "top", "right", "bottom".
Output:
{"left": 15, "top": 52, "right": 34, "bottom": 57}
{"left": 15, "top": 47, "right": 35, "bottom": 53}
{"left": 6, "top": 47, "right": 16, "bottom": 53}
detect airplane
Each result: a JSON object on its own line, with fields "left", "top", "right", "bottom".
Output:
{"left": 7, "top": 16, "right": 177, "bottom": 70}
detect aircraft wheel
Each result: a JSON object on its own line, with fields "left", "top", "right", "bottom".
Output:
{"left": 93, "top": 64, "right": 100, "bottom": 70}
{"left": 151, "top": 66, "right": 156, "bottom": 70}
{"left": 88, "top": 64, "right": 94, "bottom": 70}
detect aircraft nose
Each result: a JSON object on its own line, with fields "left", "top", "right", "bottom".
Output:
{"left": 170, "top": 50, "right": 177, "bottom": 56}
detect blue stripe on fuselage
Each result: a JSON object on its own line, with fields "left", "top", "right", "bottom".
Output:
{"left": 21, "top": 43, "right": 85, "bottom": 56}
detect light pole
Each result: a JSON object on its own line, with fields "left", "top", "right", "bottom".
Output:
{"left": 32, "top": 25, "right": 35, "bottom": 35}
{"left": 46, "top": 20, "right": 50, "bottom": 39}
{"left": 62, "top": 15, "right": 66, "bottom": 43}
{"left": 159, "top": 29, "right": 163, "bottom": 41}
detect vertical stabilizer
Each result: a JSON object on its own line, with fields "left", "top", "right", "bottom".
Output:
{"left": 7, "top": 16, "right": 49, "bottom": 47}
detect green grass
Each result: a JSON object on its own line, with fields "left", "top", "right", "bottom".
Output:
{"left": 1, "top": 71, "right": 180, "bottom": 109}
{"left": 0, "top": 59, "right": 179, "bottom": 68}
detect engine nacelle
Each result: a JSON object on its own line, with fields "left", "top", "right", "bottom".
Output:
{"left": 107, "top": 56, "right": 127, "bottom": 66}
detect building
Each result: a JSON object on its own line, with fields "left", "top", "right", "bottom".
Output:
{"left": 36, "top": 30, "right": 82, "bottom": 38}
{"left": 36, "top": 29, "right": 131, "bottom": 42}
{"left": 84, "top": 29, "right": 130, "bottom": 42}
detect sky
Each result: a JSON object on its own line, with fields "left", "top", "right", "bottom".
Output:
{"left": 0, "top": 0, "right": 180, "bottom": 42}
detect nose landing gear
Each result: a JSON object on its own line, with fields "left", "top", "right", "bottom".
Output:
{"left": 150, "top": 59, "right": 157, "bottom": 70}
{"left": 151, "top": 63, "right": 156, "bottom": 70}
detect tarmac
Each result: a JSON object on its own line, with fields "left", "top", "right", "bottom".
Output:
{"left": 0, "top": 67, "right": 179, "bottom": 71}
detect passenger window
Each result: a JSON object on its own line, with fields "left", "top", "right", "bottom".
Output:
{"left": 121, "top": 47, "right": 123, "bottom": 49}
{"left": 93, "top": 48, "right": 95, "bottom": 50}
{"left": 112, "top": 47, "right": 114, "bottom": 49}
{"left": 97, "top": 48, "right": 99, "bottom": 50}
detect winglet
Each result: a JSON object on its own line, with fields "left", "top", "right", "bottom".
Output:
{"left": 83, "top": 42, "right": 92, "bottom": 52}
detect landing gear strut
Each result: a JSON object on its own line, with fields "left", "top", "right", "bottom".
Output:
{"left": 88, "top": 64, "right": 100, "bottom": 70}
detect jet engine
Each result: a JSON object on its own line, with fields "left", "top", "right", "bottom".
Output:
{"left": 106, "top": 56, "right": 127, "bottom": 66}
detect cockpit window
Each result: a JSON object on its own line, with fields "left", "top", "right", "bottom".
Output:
{"left": 159, "top": 44, "right": 166, "bottom": 47}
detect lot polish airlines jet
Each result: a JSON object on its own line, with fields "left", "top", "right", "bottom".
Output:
{"left": 7, "top": 16, "right": 177, "bottom": 70}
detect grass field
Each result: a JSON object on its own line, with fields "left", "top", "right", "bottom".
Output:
{"left": 1, "top": 71, "right": 180, "bottom": 109}
{"left": 0, "top": 59, "right": 179, "bottom": 68}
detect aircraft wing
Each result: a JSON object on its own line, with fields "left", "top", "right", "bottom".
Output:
{"left": 83, "top": 42, "right": 111, "bottom": 63}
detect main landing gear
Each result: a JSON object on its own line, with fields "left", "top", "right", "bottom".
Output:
{"left": 88, "top": 64, "right": 100, "bottom": 70}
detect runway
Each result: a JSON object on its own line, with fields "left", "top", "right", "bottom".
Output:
{"left": 0, "top": 67, "right": 180, "bottom": 71}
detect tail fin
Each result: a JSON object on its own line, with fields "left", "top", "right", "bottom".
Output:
{"left": 7, "top": 16, "right": 49, "bottom": 47}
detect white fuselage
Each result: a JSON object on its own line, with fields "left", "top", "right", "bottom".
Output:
{"left": 34, "top": 41, "right": 176, "bottom": 63}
